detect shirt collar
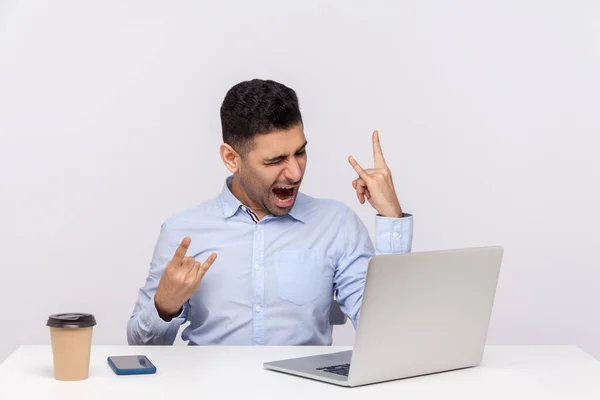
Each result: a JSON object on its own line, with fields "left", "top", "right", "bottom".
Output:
{"left": 219, "top": 175, "right": 306, "bottom": 223}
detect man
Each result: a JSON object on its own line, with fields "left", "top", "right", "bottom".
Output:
{"left": 127, "top": 79, "right": 413, "bottom": 346}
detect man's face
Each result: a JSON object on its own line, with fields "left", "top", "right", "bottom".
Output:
{"left": 238, "top": 123, "right": 307, "bottom": 217}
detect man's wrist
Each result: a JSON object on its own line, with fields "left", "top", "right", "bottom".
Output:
{"left": 154, "top": 295, "right": 182, "bottom": 322}
{"left": 379, "top": 206, "right": 403, "bottom": 218}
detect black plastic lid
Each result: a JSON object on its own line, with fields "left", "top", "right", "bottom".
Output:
{"left": 46, "top": 313, "right": 96, "bottom": 328}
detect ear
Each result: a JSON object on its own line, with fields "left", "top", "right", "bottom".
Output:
{"left": 219, "top": 143, "right": 241, "bottom": 173}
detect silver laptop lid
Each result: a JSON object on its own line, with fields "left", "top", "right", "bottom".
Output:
{"left": 348, "top": 246, "right": 503, "bottom": 386}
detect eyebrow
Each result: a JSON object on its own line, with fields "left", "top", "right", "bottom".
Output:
{"left": 264, "top": 141, "right": 308, "bottom": 163}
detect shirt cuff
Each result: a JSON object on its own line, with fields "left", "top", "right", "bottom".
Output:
{"left": 375, "top": 213, "right": 413, "bottom": 254}
{"left": 139, "top": 294, "right": 188, "bottom": 335}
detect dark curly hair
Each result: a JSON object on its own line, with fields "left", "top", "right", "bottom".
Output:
{"left": 220, "top": 79, "right": 303, "bottom": 155}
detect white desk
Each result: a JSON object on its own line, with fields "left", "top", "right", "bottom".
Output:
{"left": 0, "top": 345, "right": 599, "bottom": 399}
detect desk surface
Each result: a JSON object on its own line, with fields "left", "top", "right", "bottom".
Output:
{"left": 1, "top": 345, "right": 599, "bottom": 399}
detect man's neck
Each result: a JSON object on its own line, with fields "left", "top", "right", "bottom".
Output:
{"left": 229, "top": 174, "right": 269, "bottom": 220}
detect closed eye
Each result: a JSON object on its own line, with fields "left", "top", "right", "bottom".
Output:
{"left": 264, "top": 142, "right": 307, "bottom": 165}
{"left": 266, "top": 159, "right": 284, "bottom": 166}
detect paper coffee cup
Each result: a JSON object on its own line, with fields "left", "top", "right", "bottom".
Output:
{"left": 46, "top": 313, "right": 96, "bottom": 381}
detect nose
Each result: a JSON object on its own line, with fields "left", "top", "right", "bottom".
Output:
{"left": 283, "top": 156, "right": 303, "bottom": 183}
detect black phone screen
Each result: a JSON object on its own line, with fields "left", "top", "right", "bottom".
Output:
{"left": 109, "top": 355, "right": 154, "bottom": 370}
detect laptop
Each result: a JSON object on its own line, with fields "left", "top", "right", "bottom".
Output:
{"left": 263, "top": 245, "right": 504, "bottom": 387}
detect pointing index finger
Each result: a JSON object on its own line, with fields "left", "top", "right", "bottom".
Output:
{"left": 172, "top": 237, "right": 191, "bottom": 265}
{"left": 372, "top": 130, "right": 387, "bottom": 168}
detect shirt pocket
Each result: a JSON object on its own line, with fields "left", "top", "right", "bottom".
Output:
{"left": 275, "top": 249, "right": 324, "bottom": 305}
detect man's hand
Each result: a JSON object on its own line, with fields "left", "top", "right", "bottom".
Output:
{"left": 348, "top": 130, "right": 403, "bottom": 218}
{"left": 154, "top": 237, "right": 217, "bottom": 321}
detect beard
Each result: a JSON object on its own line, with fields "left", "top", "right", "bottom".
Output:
{"left": 238, "top": 167, "right": 301, "bottom": 217}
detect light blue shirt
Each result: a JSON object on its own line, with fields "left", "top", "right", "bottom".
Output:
{"left": 127, "top": 176, "right": 413, "bottom": 346}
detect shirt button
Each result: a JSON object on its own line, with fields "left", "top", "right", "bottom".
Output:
{"left": 254, "top": 264, "right": 261, "bottom": 271}
{"left": 393, "top": 232, "right": 400, "bottom": 238}
{"left": 255, "top": 305, "right": 262, "bottom": 313}
{"left": 257, "top": 224, "right": 262, "bottom": 230}
{"left": 241, "top": 206, "right": 247, "bottom": 211}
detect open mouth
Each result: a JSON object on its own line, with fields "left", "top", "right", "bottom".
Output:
{"left": 272, "top": 185, "right": 297, "bottom": 208}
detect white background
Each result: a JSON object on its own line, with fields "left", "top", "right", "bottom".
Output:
{"left": 1, "top": 1, "right": 599, "bottom": 363}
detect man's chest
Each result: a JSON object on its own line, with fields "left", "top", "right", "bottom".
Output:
{"left": 182, "top": 220, "right": 341, "bottom": 306}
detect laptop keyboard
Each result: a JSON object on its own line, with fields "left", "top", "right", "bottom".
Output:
{"left": 317, "top": 363, "right": 350, "bottom": 376}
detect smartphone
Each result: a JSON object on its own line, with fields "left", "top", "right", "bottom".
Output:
{"left": 107, "top": 355, "right": 157, "bottom": 375}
